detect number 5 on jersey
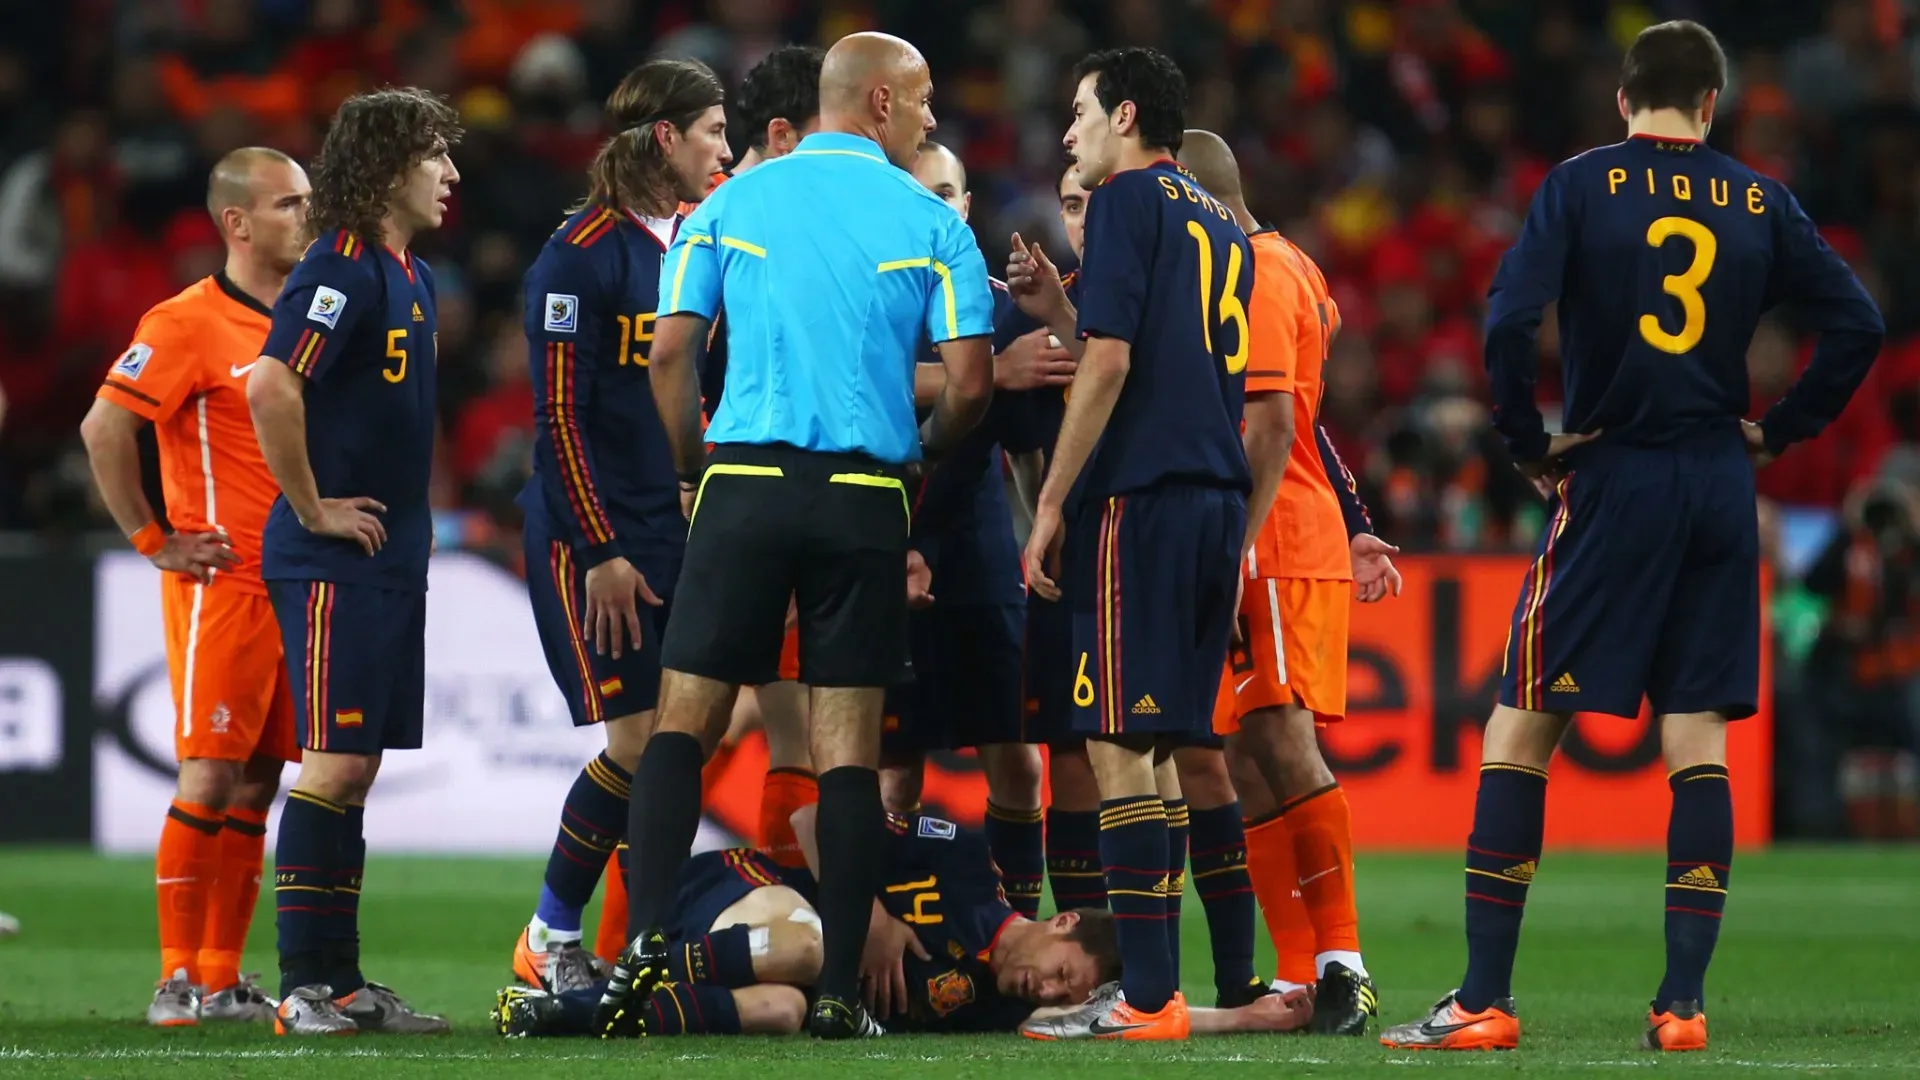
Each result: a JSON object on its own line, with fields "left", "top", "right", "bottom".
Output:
{"left": 384, "top": 329, "right": 408, "bottom": 383}
{"left": 1187, "top": 221, "right": 1249, "bottom": 374}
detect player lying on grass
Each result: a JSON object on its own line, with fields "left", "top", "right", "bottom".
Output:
{"left": 493, "top": 805, "right": 1311, "bottom": 1037}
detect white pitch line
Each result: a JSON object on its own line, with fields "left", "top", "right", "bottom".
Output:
{"left": 0, "top": 1046, "right": 1895, "bottom": 1069}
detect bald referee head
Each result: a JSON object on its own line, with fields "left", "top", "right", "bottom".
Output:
{"left": 819, "top": 32, "right": 934, "bottom": 168}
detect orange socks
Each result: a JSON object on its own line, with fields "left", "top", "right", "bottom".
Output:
{"left": 594, "top": 847, "right": 629, "bottom": 966}
{"left": 1244, "top": 812, "right": 1315, "bottom": 986}
{"left": 157, "top": 800, "right": 223, "bottom": 983}
{"left": 197, "top": 806, "right": 269, "bottom": 993}
{"left": 759, "top": 768, "right": 818, "bottom": 869}
{"left": 1284, "top": 784, "right": 1362, "bottom": 962}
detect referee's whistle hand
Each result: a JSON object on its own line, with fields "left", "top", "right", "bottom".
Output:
{"left": 585, "top": 556, "right": 661, "bottom": 659}
{"left": 1024, "top": 503, "right": 1066, "bottom": 603}
{"left": 305, "top": 496, "right": 387, "bottom": 556}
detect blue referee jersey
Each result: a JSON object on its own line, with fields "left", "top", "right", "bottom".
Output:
{"left": 660, "top": 132, "right": 995, "bottom": 465}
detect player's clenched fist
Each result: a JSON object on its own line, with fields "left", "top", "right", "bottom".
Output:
{"left": 149, "top": 527, "right": 241, "bottom": 585}
{"left": 300, "top": 496, "right": 388, "bottom": 556}
{"left": 584, "top": 556, "right": 664, "bottom": 658}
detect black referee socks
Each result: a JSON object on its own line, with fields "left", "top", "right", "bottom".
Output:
{"left": 815, "top": 766, "right": 885, "bottom": 1000}
{"left": 625, "top": 731, "right": 707, "bottom": 935}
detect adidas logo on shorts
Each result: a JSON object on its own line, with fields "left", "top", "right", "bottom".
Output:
{"left": 1131, "top": 695, "right": 1161, "bottom": 715}
{"left": 1551, "top": 672, "right": 1580, "bottom": 693}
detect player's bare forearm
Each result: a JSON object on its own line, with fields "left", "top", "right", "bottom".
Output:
{"left": 1045, "top": 304, "right": 1085, "bottom": 362}
{"left": 246, "top": 357, "right": 322, "bottom": 523}
{"left": 1240, "top": 390, "right": 1295, "bottom": 556}
{"left": 923, "top": 336, "right": 993, "bottom": 460}
{"left": 78, "top": 397, "right": 161, "bottom": 536}
{"left": 651, "top": 313, "right": 712, "bottom": 481}
{"left": 1037, "top": 336, "right": 1128, "bottom": 511}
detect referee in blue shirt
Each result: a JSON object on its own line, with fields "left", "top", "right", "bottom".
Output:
{"left": 598, "top": 32, "right": 995, "bottom": 1041}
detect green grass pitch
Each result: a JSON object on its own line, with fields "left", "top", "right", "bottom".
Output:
{"left": 1, "top": 847, "right": 1916, "bottom": 1078}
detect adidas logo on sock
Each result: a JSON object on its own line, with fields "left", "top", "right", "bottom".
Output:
{"left": 1676, "top": 865, "right": 1721, "bottom": 888}
{"left": 1131, "top": 694, "right": 1161, "bottom": 715}
{"left": 1551, "top": 672, "right": 1579, "bottom": 692}
{"left": 1502, "top": 860, "right": 1537, "bottom": 883}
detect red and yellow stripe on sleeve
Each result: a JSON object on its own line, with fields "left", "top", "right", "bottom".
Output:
{"left": 544, "top": 341, "right": 614, "bottom": 545}
{"left": 287, "top": 327, "right": 327, "bottom": 377}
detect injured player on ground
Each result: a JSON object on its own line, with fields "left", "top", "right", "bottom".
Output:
{"left": 494, "top": 805, "right": 1310, "bottom": 1037}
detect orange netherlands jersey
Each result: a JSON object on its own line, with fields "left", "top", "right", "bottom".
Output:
{"left": 1245, "top": 230, "right": 1349, "bottom": 581}
{"left": 97, "top": 273, "right": 281, "bottom": 593}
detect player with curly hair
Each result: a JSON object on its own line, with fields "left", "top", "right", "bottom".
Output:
{"left": 244, "top": 86, "right": 462, "bottom": 1036}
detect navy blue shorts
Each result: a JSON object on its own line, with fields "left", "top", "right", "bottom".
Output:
{"left": 268, "top": 580, "right": 425, "bottom": 754}
{"left": 1068, "top": 486, "right": 1246, "bottom": 739}
{"left": 665, "top": 848, "right": 788, "bottom": 942}
{"left": 1022, "top": 592, "right": 1080, "bottom": 747}
{"left": 1499, "top": 439, "right": 1760, "bottom": 720}
{"left": 883, "top": 601, "right": 1025, "bottom": 753}
{"left": 524, "top": 513, "right": 673, "bottom": 726}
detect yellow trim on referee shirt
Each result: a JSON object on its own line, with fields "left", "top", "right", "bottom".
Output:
{"left": 669, "top": 233, "right": 713, "bottom": 312}
{"left": 692, "top": 464, "right": 785, "bottom": 526}
{"left": 876, "top": 258, "right": 959, "bottom": 340}
{"left": 829, "top": 472, "right": 910, "bottom": 523}
{"left": 720, "top": 236, "right": 765, "bottom": 257}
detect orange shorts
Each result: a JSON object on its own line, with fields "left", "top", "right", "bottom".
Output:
{"left": 1213, "top": 577, "right": 1350, "bottom": 736}
{"left": 162, "top": 575, "right": 300, "bottom": 763}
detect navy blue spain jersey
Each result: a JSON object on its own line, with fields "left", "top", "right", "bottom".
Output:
{"left": 1075, "top": 162, "right": 1251, "bottom": 498}
{"left": 877, "top": 812, "right": 1033, "bottom": 1034}
{"left": 913, "top": 280, "right": 1022, "bottom": 606}
{"left": 260, "top": 231, "right": 437, "bottom": 590}
{"left": 516, "top": 206, "right": 686, "bottom": 580}
{"left": 1487, "top": 135, "right": 1883, "bottom": 461}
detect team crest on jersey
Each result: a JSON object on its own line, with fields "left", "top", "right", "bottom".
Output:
{"left": 925, "top": 969, "right": 975, "bottom": 1017}
{"left": 111, "top": 343, "right": 154, "bottom": 380}
{"left": 544, "top": 293, "right": 579, "bottom": 333}
{"left": 918, "top": 816, "right": 957, "bottom": 841}
{"left": 307, "top": 286, "right": 347, "bottom": 329}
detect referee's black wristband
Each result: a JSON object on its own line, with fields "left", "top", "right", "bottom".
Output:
{"left": 677, "top": 471, "right": 702, "bottom": 487}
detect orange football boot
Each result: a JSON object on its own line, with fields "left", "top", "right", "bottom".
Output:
{"left": 1644, "top": 1001, "right": 1708, "bottom": 1051}
{"left": 1380, "top": 990, "right": 1520, "bottom": 1050}
{"left": 1021, "top": 985, "right": 1191, "bottom": 1041}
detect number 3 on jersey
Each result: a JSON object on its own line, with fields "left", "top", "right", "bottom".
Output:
{"left": 1187, "top": 221, "right": 1249, "bottom": 374}
{"left": 1640, "top": 216, "right": 1716, "bottom": 354}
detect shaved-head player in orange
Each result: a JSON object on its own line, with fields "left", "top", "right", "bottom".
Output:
{"left": 80, "top": 147, "right": 312, "bottom": 1027}
{"left": 1179, "top": 130, "right": 1403, "bottom": 1037}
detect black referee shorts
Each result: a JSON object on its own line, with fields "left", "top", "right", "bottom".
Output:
{"left": 660, "top": 442, "right": 912, "bottom": 688}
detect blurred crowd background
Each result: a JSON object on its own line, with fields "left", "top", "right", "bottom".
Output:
{"left": 0, "top": 0, "right": 1916, "bottom": 839}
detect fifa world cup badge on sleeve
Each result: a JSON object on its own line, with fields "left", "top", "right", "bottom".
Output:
{"left": 307, "top": 286, "right": 347, "bottom": 329}
{"left": 112, "top": 343, "right": 153, "bottom": 380}
{"left": 544, "top": 294, "right": 580, "bottom": 333}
